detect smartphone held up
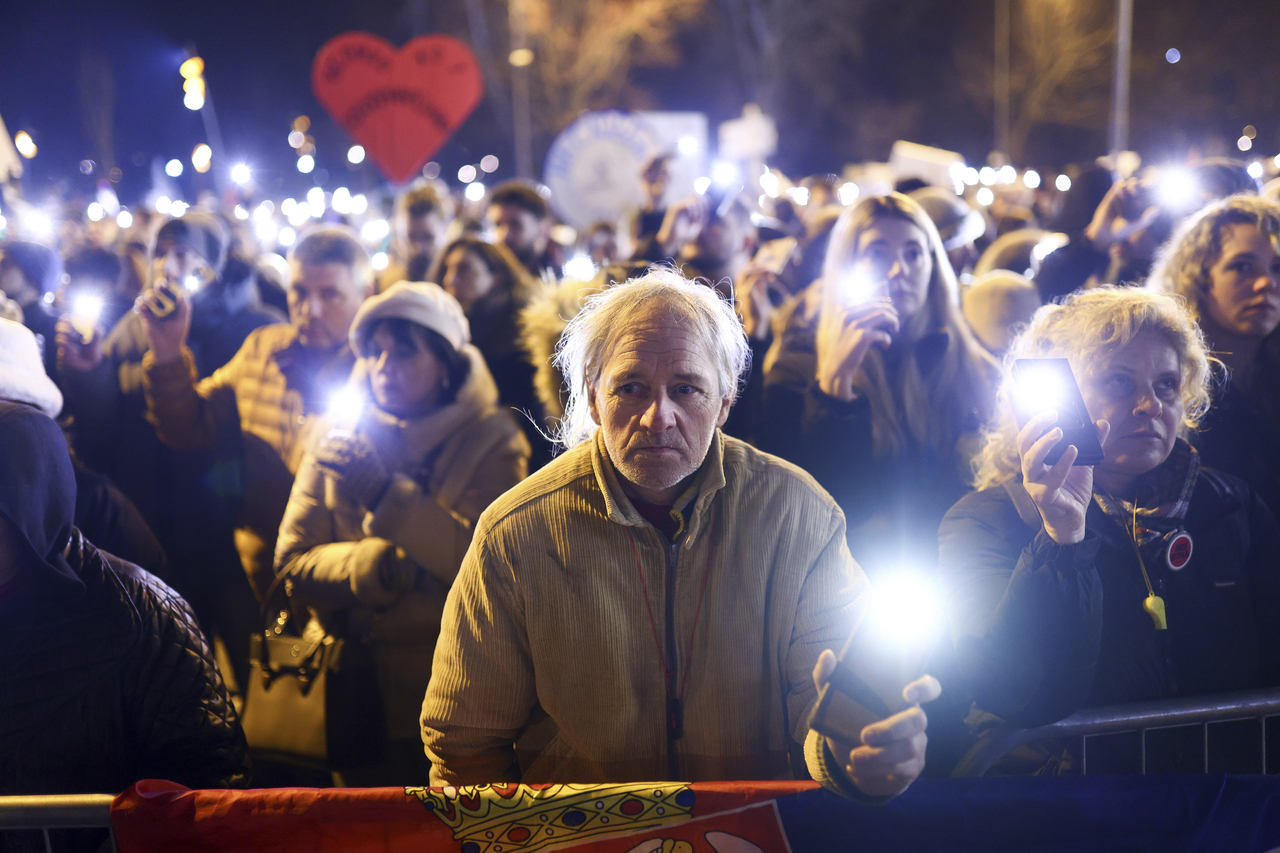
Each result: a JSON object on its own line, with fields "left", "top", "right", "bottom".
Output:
{"left": 1011, "top": 358, "right": 1105, "bottom": 466}
{"left": 838, "top": 269, "right": 880, "bottom": 306}
{"left": 808, "top": 573, "right": 942, "bottom": 746}
{"left": 66, "top": 291, "right": 105, "bottom": 344}
{"left": 140, "top": 265, "right": 215, "bottom": 320}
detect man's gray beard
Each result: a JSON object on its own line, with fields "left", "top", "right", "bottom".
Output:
{"left": 615, "top": 456, "right": 695, "bottom": 495}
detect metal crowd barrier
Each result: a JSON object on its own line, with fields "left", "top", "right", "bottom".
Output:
{"left": 952, "top": 688, "right": 1280, "bottom": 777}
{"left": 0, "top": 794, "right": 117, "bottom": 853}
{"left": 7, "top": 694, "right": 1280, "bottom": 849}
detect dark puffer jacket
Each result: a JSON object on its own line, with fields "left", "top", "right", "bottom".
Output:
{"left": 0, "top": 403, "right": 249, "bottom": 797}
{"left": 1192, "top": 338, "right": 1280, "bottom": 522}
{"left": 939, "top": 466, "right": 1280, "bottom": 729}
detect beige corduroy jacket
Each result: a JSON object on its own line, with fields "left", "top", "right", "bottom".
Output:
{"left": 422, "top": 428, "right": 867, "bottom": 784}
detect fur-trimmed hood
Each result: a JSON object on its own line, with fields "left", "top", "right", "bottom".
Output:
{"left": 517, "top": 276, "right": 603, "bottom": 421}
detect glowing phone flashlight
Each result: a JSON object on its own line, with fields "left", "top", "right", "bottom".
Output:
{"left": 68, "top": 292, "right": 105, "bottom": 343}
{"left": 838, "top": 269, "right": 884, "bottom": 307}
{"left": 327, "top": 387, "right": 366, "bottom": 432}
{"left": 1011, "top": 358, "right": 1105, "bottom": 466}
{"left": 807, "top": 570, "right": 942, "bottom": 744}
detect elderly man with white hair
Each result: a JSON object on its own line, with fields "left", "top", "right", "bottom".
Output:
{"left": 421, "top": 268, "right": 937, "bottom": 798}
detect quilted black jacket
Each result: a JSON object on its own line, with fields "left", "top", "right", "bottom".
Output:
{"left": 940, "top": 464, "right": 1280, "bottom": 728}
{"left": 0, "top": 529, "right": 250, "bottom": 794}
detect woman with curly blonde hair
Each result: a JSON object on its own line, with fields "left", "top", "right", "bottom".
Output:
{"left": 1147, "top": 194, "right": 1280, "bottom": 517}
{"left": 939, "top": 286, "right": 1280, "bottom": 770}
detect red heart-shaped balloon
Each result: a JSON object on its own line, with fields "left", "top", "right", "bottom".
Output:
{"left": 312, "top": 32, "right": 484, "bottom": 184}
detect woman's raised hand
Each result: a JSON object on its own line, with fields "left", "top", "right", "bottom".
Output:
{"left": 815, "top": 299, "right": 899, "bottom": 401}
{"left": 1084, "top": 177, "right": 1160, "bottom": 251}
{"left": 1018, "top": 410, "right": 1110, "bottom": 544}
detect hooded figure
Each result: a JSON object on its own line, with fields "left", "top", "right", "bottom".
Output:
{"left": 0, "top": 317, "right": 165, "bottom": 573}
{"left": 0, "top": 241, "right": 64, "bottom": 381}
{"left": 0, "top": 403, "right": 248, "bottom": 820}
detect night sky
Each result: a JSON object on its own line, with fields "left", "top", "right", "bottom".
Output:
{"left": 3, "top": 0, "right": 1278, "bottom": 206}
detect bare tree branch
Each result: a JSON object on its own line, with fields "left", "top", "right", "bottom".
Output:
{"left": 958, "top": 0, "right": 1114, "bottom": 161}
{"left": 511, "top": 0, "right": 705, "bottom": 135}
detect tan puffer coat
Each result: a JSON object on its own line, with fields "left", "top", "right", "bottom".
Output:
{"left": 275, "top": 346, "right": 530, "bottom": 739}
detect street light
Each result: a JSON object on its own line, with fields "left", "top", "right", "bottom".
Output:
{"left": 230, "top": 163, "right": 252, "bottom": 185}
{"left": 14, "top": 131, "right": 36, "bottom": 159}
{"left": 192, "top": 144, "right": 212, "bottom": 173}
{"left": 347, "top": 145, "right": 365, "bottom": 165}
{"left": 183, "top": 55, "right": 207, "bottom": 111}
{"left": 181, "top": 56, "right": 206, "bottom": 111}
{"left": 165, "top": 159, "right": 184, "bottom": 177}
{"left": 179, "top": 56, "right": 204, "bottom": 79}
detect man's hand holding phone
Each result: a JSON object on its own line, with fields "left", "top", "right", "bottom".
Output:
{"left": 137, "top": 282, "right": 192, "bottom": 366}
{"left": 812, "top": 650, "right": 939, "bottom": 798}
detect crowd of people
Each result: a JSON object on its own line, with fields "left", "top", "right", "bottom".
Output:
{"left": 2, "top": 146, "right": 1279, "bottom": 815}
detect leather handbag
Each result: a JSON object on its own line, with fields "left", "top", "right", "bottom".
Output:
{"left": 240, "top": 575, "right": 386, "bottom": 771}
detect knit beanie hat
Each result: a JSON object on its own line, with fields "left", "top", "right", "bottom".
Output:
{"left": 3, "top": 242, "right": 64, "bottom": 295}
{"left": 350, "top": 280, "right": 470, "bottom": 352}
{"left": 155, "top": 211, "right": 228, "bottom": 274}
{"left": 909, "top": 187, "right": 986, "bottom": 251}
{"left": 0, "top": 318, "right": 63, "bottom": 417}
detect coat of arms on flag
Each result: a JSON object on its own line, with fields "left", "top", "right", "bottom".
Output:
{"left": 404, "top": 782, "right": 696, "bottom": 853}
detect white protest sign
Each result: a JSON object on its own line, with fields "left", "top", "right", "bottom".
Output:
{"left": 542, "top": 110, "right": 707, "bottom": 230}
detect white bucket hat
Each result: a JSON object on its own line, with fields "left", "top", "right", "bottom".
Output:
{"left": 0, "top": 318, "right": 63, "bottom": 417}
{"left": 350, "top": 280, "right": 471, "bottom": 352}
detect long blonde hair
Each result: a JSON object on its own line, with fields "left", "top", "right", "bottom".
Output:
{"left": 821, "top": 193, "right": 997, "bottom": 457}
{"left": 971, "top": 286, "right": 1213, "bottom": 491}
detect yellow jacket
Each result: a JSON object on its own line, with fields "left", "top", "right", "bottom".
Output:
{"left": 143, "top": 324, "right": 355, "bottom": 595}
